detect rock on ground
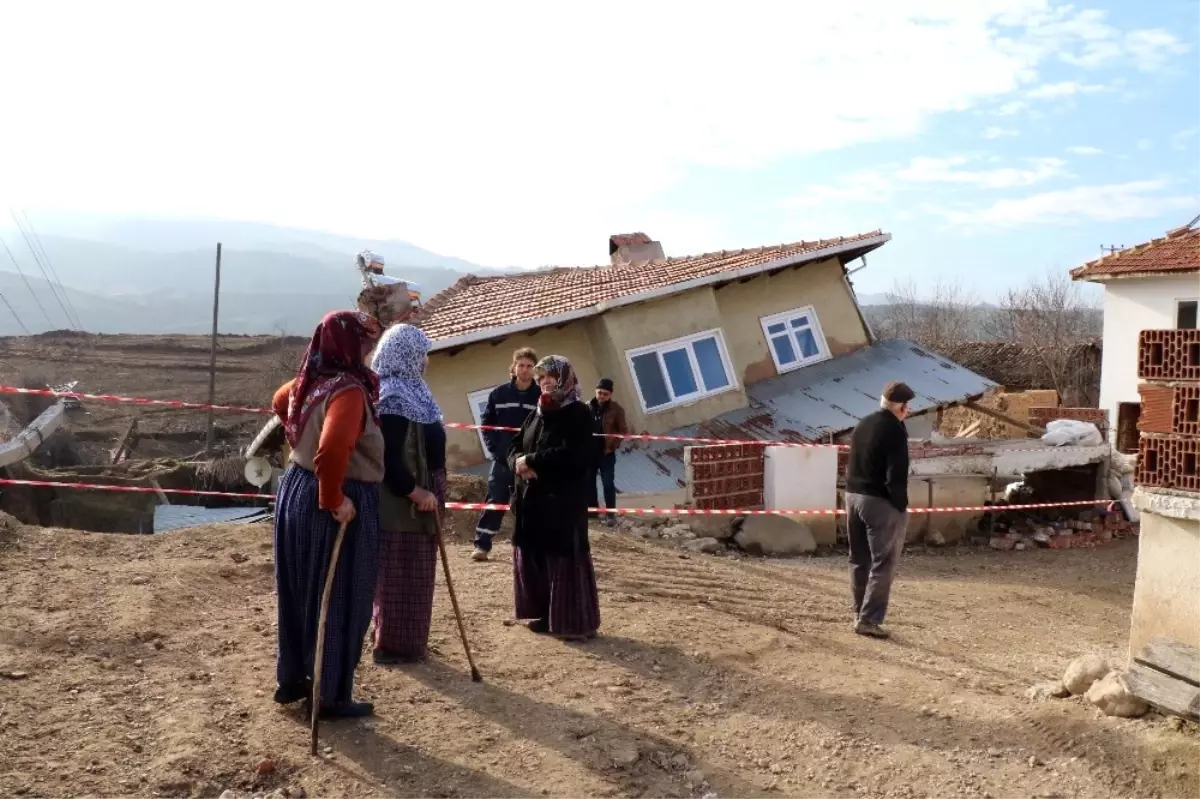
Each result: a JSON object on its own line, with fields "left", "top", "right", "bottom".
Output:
{"left": 683, "top": 537, "right": 724, "bottom": 554}
{"left": 1063, "top": 653, "right": 1115, "bottom": 695}
{"left": 1026, "top": 681, "right": 1071, "bottom": 701}
{"left": 1086, "top": 672, "right": 1150, "bottom": 718}
{"left": 732, "top": 515, "right": 816, "bottom": 556}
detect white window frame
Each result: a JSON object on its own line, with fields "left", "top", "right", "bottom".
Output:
{"left": 624, "top": 328, "right": 738, "bottom": 414}
{"left": 467, "top": 387, "right": 497, "bottom": 459}
{"left": 759, "top": 305, "right": 831, "bottom": 373}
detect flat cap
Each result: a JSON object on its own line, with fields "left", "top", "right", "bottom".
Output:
{"left": 883, "top": 381, "right": 916, "bottom": 403}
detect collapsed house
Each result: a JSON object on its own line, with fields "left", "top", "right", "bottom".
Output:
{"left": 411, "top": 229, "right": 1115, "bottom": 546}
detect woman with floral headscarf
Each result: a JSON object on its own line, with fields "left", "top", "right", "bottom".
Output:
{"left": 270, "top": 310, "right": 384, "bottom": 719}
{"left": 369, "top": 324, "right": 447, "bottom": 663}
{"left": 507, "top": 355, "right": 601, "bottom": 640}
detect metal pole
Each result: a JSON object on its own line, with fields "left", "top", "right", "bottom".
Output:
{"left": 206, "top": 243, "right": 222, "bottom": 455}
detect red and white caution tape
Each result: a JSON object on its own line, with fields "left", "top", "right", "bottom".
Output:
{"left": 0, "top": 385, "right": 1104, "bottom": 454}
{"left": 0, "top": 478, "right": 1116, "bottom": 516}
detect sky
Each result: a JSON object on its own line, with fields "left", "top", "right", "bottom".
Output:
{"left": 1, "top": 0, "right": 1197, "bottom": 299}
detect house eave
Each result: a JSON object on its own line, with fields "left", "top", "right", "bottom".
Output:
{"left": 428, "top": 232, "right": 892, "bottom": 352}
{"left": 1072, "top": 268, "right": 1200, "bottom": 284}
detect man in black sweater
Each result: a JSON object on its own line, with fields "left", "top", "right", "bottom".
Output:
{"left": 472, "top": 347, "right": 541, "bottom": 561}
{"left": 844, "top": 380, "right": 914, "bottom": 639}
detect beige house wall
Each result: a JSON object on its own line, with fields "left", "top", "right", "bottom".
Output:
{"left": 599, "top": 289, "right": 749, "bottom": 433}
{"left": 426, "top": 258, "right": 872, "bottom": 467}
{"left": 714, "top": 257, "right": 870, "bottom": 386}
{"left": 428, "top": 323, "right": 600, "bottom": 469}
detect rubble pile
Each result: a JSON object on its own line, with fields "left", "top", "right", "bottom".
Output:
{"left": 988, "top": 507, "right": 1138, "bottom": 552}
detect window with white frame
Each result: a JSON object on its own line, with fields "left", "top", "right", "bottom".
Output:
{"left": 759, "top": 306, "right": 830, "bottom": 372}
{"left": 467, "top": 387, "right": 497, "bottom": 458}
{"left": 625, "top": 329, "right": 736, "bottom": 413}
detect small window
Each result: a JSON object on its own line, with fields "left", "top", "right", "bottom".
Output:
{"left": 1116, "top": 402, "right": 1141, "bottom": 455}
{"left": 625, "top": 330, "right": 736, "bottom": 413}
{"left": 759, "top": 306, "right": 830, "bottom": 372}
{"left": 1178, "top": 300, "right": 1198, "bottom": 329}
{"left": 467, "top": 387, "right": 496, "bottom": 459}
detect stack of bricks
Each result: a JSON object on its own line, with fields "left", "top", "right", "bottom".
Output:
{"left": 685, "top": 443, "right": 765, "bottom": 510}
{"left": 1135, "top": 329, "right": 1200, "bottom": 493}
{"left": 1027, "top": 406, "right": 1110, "bottom": 440}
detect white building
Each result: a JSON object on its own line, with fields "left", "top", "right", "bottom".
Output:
{"left": 1071, "top": 220, "right": 1199, "bottom": 451}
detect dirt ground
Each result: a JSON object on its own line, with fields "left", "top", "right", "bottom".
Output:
{"left": 1, "top": 511, "right": 1196, "bottom": 799}
{"left": 0, "top": 331, "right": 304, "bottom": 462}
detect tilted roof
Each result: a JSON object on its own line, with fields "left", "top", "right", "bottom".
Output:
{"left": 1071, "top": 222, "right": 1199, "bottom": 281}
{"left": 415, "top": 230, "right": 890, "bottom": 349}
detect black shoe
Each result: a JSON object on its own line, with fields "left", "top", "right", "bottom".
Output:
{"left": 527, "top": 618, "right": 550, "bottom": 634}
{"left": 273, "top": 679, "right": 311, "bottom": 704}
{"left": 317, "top": 700, "right": 374, "bottom": 719}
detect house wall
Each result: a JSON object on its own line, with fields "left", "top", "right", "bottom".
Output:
{"left": 1099, "top": 275, "right": 1200, "bottom": 426}
{"left": 428, "top": 322, "right": 601, "bottom": 469}
{"left": 600, "top": 289, "right": 749, "bottom": 433}
{"left": 1127, "top": 494, "right": 1200, "bottom": 657}
{"left": 714, "top": 257, "right": 871, "bottom": 386}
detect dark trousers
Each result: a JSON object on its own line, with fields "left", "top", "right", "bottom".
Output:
{"left": 587, "top": 451, "right": 617, "bottom": 517}
{"left": 846, "top": 493, "right": 908, "bottom": 625}
{"left": 474, "top": 458, "right": 513, "bottom": 551}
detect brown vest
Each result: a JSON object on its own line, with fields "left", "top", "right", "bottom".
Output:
{"left": 289, "top": 387, "right": 385, "bottom": 484}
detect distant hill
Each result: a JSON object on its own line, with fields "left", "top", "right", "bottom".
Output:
{"left": 0, "top": 217, "right": 500, "bottom": 335}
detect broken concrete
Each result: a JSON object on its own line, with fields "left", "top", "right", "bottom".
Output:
{"left": 1086, "top": 672, "right": 1150, "bottom": 718}
{"left": 733, "top": 515, "right": 817, "bottom": 557}
{"left": 1063, "top": 654, "right": 1116, "bottom": 696}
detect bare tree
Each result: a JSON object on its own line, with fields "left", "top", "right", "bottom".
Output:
{"left": 874, "top": 278, "right": 977, "bottom": 352}
{"left": 982, "top": 270, "right": 1101, "bottom": 403}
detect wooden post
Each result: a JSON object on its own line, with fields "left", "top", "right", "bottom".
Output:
{"left": 206, "top": 243, "right": 222, "bottom": 456}
{"left": 964, "top": 401, "right": 1046, "bottom": 437}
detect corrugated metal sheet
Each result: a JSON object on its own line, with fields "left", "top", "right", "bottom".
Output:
{"left": 610, "top": 339, "right": 996, "bottom": 495}
{"left": 154, "top": 505, "right": 272, "bottom": 534}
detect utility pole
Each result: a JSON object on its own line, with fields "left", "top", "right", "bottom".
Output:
{"left": 1101, "top": 244, "right": 1124, "bottom": 256}
{"left": 206, "top": 243, "right": 222, "bottom": 456}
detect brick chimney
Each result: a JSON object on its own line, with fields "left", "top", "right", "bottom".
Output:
{"left": 609, "top": 232, "right": 665, "bottom": 265}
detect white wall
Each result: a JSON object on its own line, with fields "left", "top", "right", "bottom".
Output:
{"left": 763, "top": 445, "right": 839, "bottom": 545}
{"left": 1099, "top": 275, "right": 1200, "bottom": 425}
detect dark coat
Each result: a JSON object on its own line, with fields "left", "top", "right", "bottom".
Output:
{"left": 481, "top": 379, "right": 541, "bottom": 459}
{"left": 506, "top": 400, "right": 592, "bottom": 556}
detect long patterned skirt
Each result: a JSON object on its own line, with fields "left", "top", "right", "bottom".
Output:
{"left": 274, "top": 465, "right": 380, "bottom": 705}
{"left": 372, "top": 470, "right": 445, "bottom": 659}
{"left": 513, "top": 545, "right": 601, "bottom": 637}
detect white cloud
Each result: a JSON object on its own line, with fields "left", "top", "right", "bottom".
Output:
{"left": 984, "top": 126, "right": 1019, "bottom": 139}
{"left": 896, "top": 156, "right": 1069, "bottom": 188}
{"left": 1171, "top": 128, "right": 1200, "bottom": 151}
{"left": 1138, "top": 138, "right": 1154, "bottom": 152}
{"left": 0, "top": 1, "right": 1190, "bottom": 266}
{"left": 995, "top": 100, "right": 1030, "bottom": 116}
{"left": 1025, "top": 81, "right": 1106, "bottom": 99}
{"left": 1124, "top": 29, "right": 1191, "bottom": 72}
{"left": 1067, "top": 146, "right": 1104, "bottom": 156}
{"left": 936, "top": 181, "right": 1196, "bottom": 227}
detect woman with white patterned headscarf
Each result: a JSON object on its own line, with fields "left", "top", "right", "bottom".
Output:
{"left": 506, "top": 355, "right": 601, "bottom": 641}
{"left": 369, "top": 323, "right": 446, "bottom": 663}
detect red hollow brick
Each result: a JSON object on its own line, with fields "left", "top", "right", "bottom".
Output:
{"left": 1138, "top": 384, "right": 1200, "bottom": 436}
{"left": 1136, "top": 434, "right": 1200, "bottom": 493}
{"left": 1139, "top": 329, "right": 1200, "bottom": 382}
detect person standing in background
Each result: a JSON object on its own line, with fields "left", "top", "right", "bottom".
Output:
{"left": 844, "top": 380, "right": 913, "bottom": 640}
{"left": 472, "top": 348, "right": 540, "bottom": 561}
{"left": 587, "top": 378, "right": 630, "bottom": 527}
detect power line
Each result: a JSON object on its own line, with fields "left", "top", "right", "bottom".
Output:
{"left": 0, "top": 232, "right": 52, "bottom": 326}
{"left": 0, "top": 290, "right": 30, "bottom": 335}
{"left": 10, "top": 210, "right": 76, "bottom": 330}
{"left": 20, "top": 208, "right": 84, "bottom": 328}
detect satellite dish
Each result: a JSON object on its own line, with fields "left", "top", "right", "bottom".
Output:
{"left": 244, "top": 456, "right": 272, "bottom": 488}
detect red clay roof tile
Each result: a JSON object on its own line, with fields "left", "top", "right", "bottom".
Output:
{"left": 1071, "top": 223, "right": 1199, "bottom": 280}
{"left": 416, "top": 230, "right": 888, "bottom": 344}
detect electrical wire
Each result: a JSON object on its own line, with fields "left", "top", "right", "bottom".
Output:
{"left": 19, "top": 210, "right": 84, "bottom": 330}
{"left": 0, "top": 232, "right": 52, "bottom": 326}
{"left": 9, "top": 210, "right": 76, "bottom": 330}
{"left": 0, "top": 289, "right": 30, "bottom": 335}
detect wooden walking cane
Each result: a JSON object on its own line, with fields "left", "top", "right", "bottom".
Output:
{"left": 310, "top": 519, "right": 349, "bottom": 756}
{"left": 433, "top": 508, "right": 483, "bottom": 682}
